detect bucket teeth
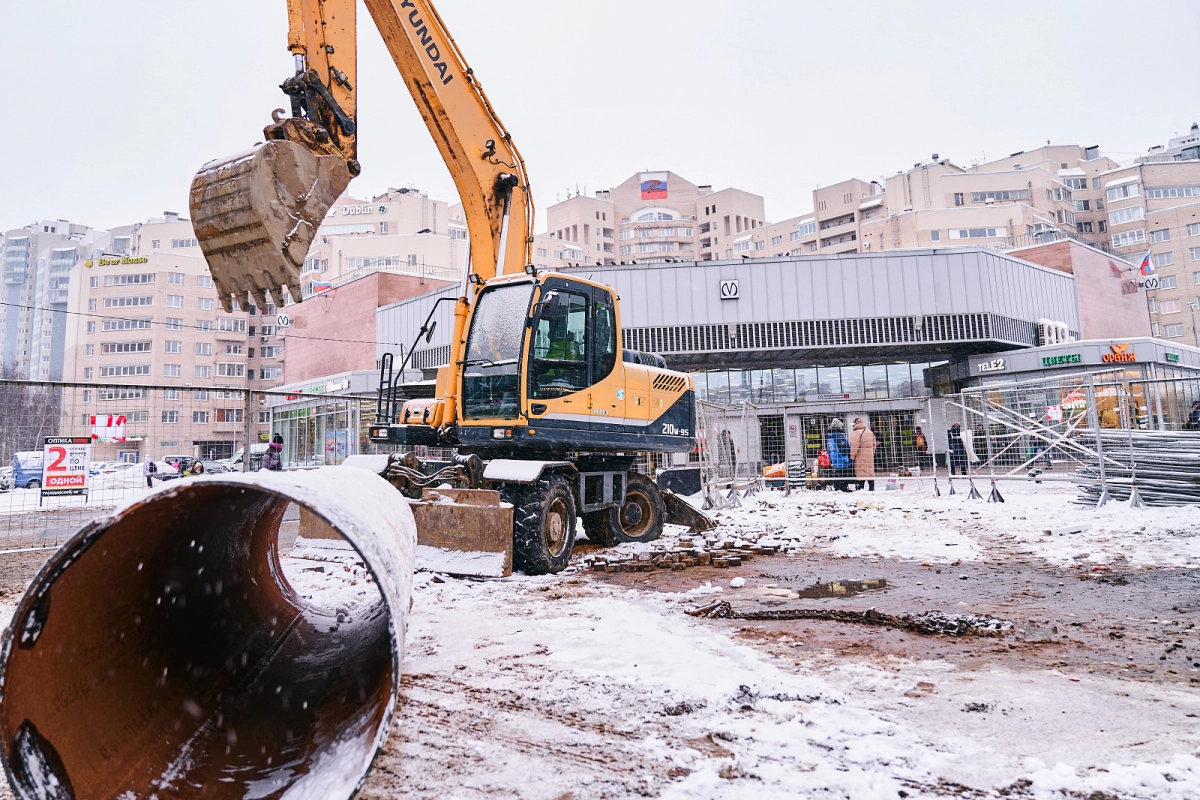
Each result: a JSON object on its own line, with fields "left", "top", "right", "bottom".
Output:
{"left": 189, "top": 140, "right": 351, "bottom": 312}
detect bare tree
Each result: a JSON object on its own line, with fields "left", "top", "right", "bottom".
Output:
{"left": 0, "top": 369, "right": 64, "bottom": 466}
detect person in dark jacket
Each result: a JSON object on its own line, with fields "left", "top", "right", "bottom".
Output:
{"left": 1186, "top": 401, "right": 1200, "bottom": 431}
{"left": 261, "top": 434, "right": 284, "bottom": 471}
{"left": 947, "top": 423, "right": 969, "bottom": 475}
{"left": 826, "top": 419, "right": 854, "bottom": 492}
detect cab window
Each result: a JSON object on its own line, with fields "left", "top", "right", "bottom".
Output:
{"left": 592, "top": 291, "right": 617, "bottom": 382}
{"left": 532, "top": 291, "right": 589, "bottom": 398}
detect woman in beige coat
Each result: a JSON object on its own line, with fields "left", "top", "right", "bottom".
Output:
{"left": 849, "top": 417, "right": 878, "bottom": 491}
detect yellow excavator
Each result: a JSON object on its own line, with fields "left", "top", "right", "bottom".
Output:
{"left": 189, "top": 0, "right": 706, "bottom": 575}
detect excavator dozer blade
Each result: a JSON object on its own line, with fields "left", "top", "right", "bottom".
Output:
{"left": 662, "top": 489, "right": 718, "bottom": 532}
{"left": 0, "top": 468, "right": 414, "bottom": 800}
{"left": 189, "top": 139, "right": 351, "bottom": 312}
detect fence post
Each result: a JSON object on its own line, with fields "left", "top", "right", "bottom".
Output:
{"left": 1148, "top": 363, "right": 1165, "bottom": 431}
{"left": 982, "top": 391, "right": 996, "bottom": 479}
{"left": 926, "top": 397, "right": 938, "bottom": 480}
{"left": 961, "top": 396, "right": 972, "bottom": 480}
{"left": 242, "top": 389, "right": 254, "bottom": 473}
{"left": 1085, "top": 374, "right": 1110, "bottom": 506}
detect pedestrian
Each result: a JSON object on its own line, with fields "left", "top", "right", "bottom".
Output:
{"left": 850, "top": 417, "right": 878, "bottom": 491}
{"left": 142, "top": 455, "right": 157, "bottom": 488}
{"left": 947, "top": 423, "right": 969, "bottom": 476}
{"left": 914, "top": 426, "right": 932, "bottom": 471}
{"left": 185, "top": 459, "right": 205, "bottom": 477}
{"left": 826, "top": 420, "right": 854, "bottom": 492}
{"left": 261, "top": 434, "right": 284, "bottom": 472}
{"left": 1186, "top": 401, "right": 1200, "bottom": 431}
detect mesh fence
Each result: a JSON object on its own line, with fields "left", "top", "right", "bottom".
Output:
{"left": 0, "top": 378, "right": 416, "bottom": 552}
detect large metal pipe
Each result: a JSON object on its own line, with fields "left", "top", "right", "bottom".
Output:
{"left": 0, "top": 468, "right": 415, "bottom": 799}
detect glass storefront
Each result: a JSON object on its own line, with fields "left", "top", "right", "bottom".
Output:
{"left": 694, "top": 363, "right": 934, "bottom": 404}
{"left": 271, "top": 399, "right": 358, "bottom": 467}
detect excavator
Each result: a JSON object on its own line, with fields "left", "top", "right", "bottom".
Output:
{"left": 188, "top": 0, "right": 706, "bottom": 575}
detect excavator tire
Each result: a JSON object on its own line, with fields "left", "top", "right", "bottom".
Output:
{"left": 587, "top": 472, "right": 665, "bottom": 545}
{"left": 582, "top": 512, "right": 618, "bottom": 547}
{"left": 504, "top": 474, "right": 577, "bottom": 575}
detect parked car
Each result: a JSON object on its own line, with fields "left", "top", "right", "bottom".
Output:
{"left": 0, "top": 467, "right": 12, "bottom": 492}
{"left": 200, "top": 460, "right": 232, "bottom": 474}
{"left": 221, "top": 443, "right": 270, "bottom": 472}
{"left": 12, "top": 451, "right": 43, "bottom": 489}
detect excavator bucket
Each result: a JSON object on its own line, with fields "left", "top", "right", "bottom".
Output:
{"left": 189, "top": 138, "right": 351, "bottom": 312}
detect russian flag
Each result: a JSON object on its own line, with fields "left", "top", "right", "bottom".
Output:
{"left": 1139, "top": 250, "right": 1154, "bottom": 275}
{"left": 311, "top": 280, "right": 332, "bottom": 294}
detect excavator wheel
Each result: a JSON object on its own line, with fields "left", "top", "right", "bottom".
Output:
{"left": 503, "top": 474, "right": 577, "bottom": 575}
{"left": 587, "top": 472, "right": 665, "bottom": 545}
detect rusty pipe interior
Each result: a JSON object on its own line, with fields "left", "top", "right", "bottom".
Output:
{"left": 0, "top": 469, "right": 414, "bottom": 800}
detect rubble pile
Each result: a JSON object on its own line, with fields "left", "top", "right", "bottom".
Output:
{"left": 586, "top": 534, "right": 790, "bottom": 573}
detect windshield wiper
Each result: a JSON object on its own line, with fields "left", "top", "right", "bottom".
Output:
{"left": 461, "top": 357, "right": 519, "bottom": 367}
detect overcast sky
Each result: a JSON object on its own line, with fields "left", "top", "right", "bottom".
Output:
{"left": 4, "top": 1, "right": 1199, "bottom": 233}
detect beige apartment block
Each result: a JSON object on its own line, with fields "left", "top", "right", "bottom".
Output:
{"left": 60, "top": 214, "right": 287, "bottom": 460}
{"left": 300, "top": 188, "right": 467, "bottom": 296}
{"left": 542, "top": 193, "right": 617, "bottom": 265}
{"left": 546, "top": 172, "right": 766, "bottom": 266}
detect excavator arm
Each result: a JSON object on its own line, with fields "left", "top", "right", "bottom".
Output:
{"left": 189, "top": 0, "right": 533, "bottom": 308}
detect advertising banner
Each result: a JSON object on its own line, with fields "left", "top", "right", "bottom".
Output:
{"left": 42, "top": 436, "right": 92, "bottom": 497}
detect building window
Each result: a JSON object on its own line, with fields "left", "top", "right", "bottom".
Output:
{"left": 1152, "top": 253, "right": 1174, "bottom": 268}
{"left": 217, "top": 362, "right": 246, "bottom": 377}
{"left": 172, "top": 238, "right": 199, "bottom": 249}
{"left": 1152, "top": 321, "right": 1161, "bottom": 336}
{"left": 196, "top": 320, "right": 213, "bottom": 332}
{"left": 1162, "top": 299, "right": 1182, "bottom": 314}
{"left": 258, "top": 410, "right": 271, "bottom": 424}
{"left": 1151, "top": 229, "right": 1171, "bottom": 244}
{"left": 104, "top": 296, "right": 153, "bottom": 308}
{"left": 754, "top": 241, "right": 765, "bottom": 251}
{"left": 1098, "top": 221, "right": 1107, "bottom": 233}
{"left": 928, "top": 230, "right": 941, "bottom": 242}
{"left": 224, "top": 343, "right": 244, "bottom": 355}
{"left": 101, "top": 341, "right": 152, "bottom": 354}
{"left": 84, "top": 367, "right": 92, "bottom": 380}
{"left": 260, "top": 367, "right": 282, "bottom": 380}
{"left": 1191, "top": 248, "right": 1200, "bottom": 263}
{"left": 165, "top": 340, "right": 181, "bottom": 353}
{"left": 215, "top": 408, "right": 245, "bottom": 424}
{"left": 971, "top": 190, "right": 1031, "bottom": 203}
{"left": 1187, "top": 223, "right": 1200, "bottom": 238}
{"left": 1148, "top": 297, "right": 1158, "bottom": 313}
{"left": 953, "top": 193, "right": 964, "bottom": 206}
{"left": 771, "top": 236, "right": 783, "bottom": 247}
{"left": 82, "top": 390, "right": 91, "bottom": 403}
{"left": 260, "top": 345, "right": 282, "bottom": 358}
{"left": 86, "top": 321, "right": 95, "bottom": 334}
{"left": 195, "top": 342, "right": 212, "bottom": 355}
{"left": 193, "top": 411, "right": 210, "bottom": 424}
{"left": 168, "top": 272, "right": 185, "bottom": 285}
{"left": 1076, "top": 221, "right": 1093, "bottom": 234}
{"left": 1145, "top": 187, "right": 1200, "bottom": 199}
{"left": 162, "top": 411, "right": 179, "bottom": 424}
{"left": 1073, "top": 200, "right": 1090, "bottom": 212}
{"left": 99, "top": 365, "right": 151, "bottom": 377}
{"left": 1106, "top": 183, "right": 1139, "bottom": 202}
{"left": 1063, "top": 178, "right": 1088, "bottom": 191}
{"left": 1111, "top": 228, "right": 1146, "bottom": 247}
{"left": 1164, "top": 323, "right": 1185, "bottom": 338}
{"left": 948, "top": 227, "right": 1003, "bottom": 239}
{"left": 151, "top": 240, "right": 160, "bottom": 249}
{"left": 1108, "top": 206, "right": 1145, "bottom": 226}
{"left": 89, "top": 276, "right": 99, "bottom": 288}
{"left": 164, "top": 317, "right": 182, "bottom": 331}
{"left": 167, "top": 295, "right": 184, "bottom": 308}
{"left": 195, "top": 365, "right": 212, "bottom": 379}
{"left": 537, "top": 247, "right": 547, "bottom": 257}
{"left": 1158, "top": 274, "right": 1178, "bottom": 290}
{"left": 85, "top": 344, "right": 94, "bottom": 357}
{"left": 164, "top": 364, "right": 182, "bottom": 377}
{"left": 1092, "top": 177, "right": 1101, "bottom": 190}
{"left": 197, "top": 298, "right": 214, "bottom": 311}
{"left": 105, "top": 274, "right": 154, "bottom": 286}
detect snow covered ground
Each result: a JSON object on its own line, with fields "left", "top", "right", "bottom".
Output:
{"left": 282, "top": 478, "right": 1200, "bottom": 799}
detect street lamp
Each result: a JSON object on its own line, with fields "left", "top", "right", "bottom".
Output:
{"left": 1189, "top": 301, "right": 1200, "bottom": 349}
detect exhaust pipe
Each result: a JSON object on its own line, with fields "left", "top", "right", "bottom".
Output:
{"left": 0, "top": 468, "right": 415, "bottom": 799}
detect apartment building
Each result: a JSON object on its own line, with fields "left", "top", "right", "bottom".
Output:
{"left": 59, "top": 214, "right": 288, "bottom": 460}
{"left": 1, "top": 220, "right": 100, "bottom": 380}
{"left": 544, "top": 172, "right": 766, "bottom": 265}
{"left": 298, "top": 188, "right": 467, "bottom": 297}
{"left": 1100, "top": 125, "right": 1200, "bottom": 344}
